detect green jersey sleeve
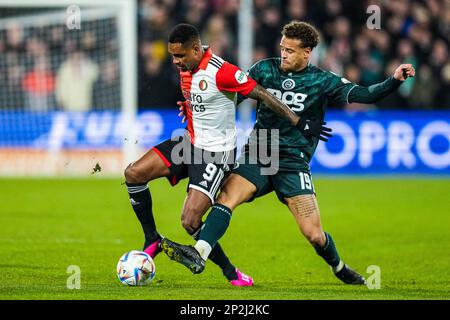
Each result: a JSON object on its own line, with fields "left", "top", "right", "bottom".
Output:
{"left": 323, "top": 71, "right": 358, "bottom": 103}
{"left": 347, "top": 76, "right": 402, "bottom": 104}
{"left": 324, "top": 71, "right": 403, "bottom": 104}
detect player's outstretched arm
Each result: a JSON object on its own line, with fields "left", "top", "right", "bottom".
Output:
{"left": 246, "top": 84, "right": 332, "bottom": 142}
{"left": 348, "top": 64, "right": 415, "bottom": 104}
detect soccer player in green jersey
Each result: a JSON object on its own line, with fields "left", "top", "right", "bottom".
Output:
{"left": 161, "top": 21, "right": 415, "bottom": 285}
{"left": 125, "top": 23, "right": 331, "bottom": 287}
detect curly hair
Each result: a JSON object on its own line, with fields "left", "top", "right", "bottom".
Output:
{"left": 168, "top": 23, "right": 200, "bottom": 46}
{"left": 281, "top": 21, "right": 320, "bottom": 49}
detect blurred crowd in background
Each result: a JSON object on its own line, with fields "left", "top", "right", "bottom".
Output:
{"left": 138, "top": 0, "right": 450, "bottom": 111}
{"left": 0, "top": 0, "right": 449, "bottom": 112}
{"left": 0, "top": 16, "right": 120, "bottom": 112}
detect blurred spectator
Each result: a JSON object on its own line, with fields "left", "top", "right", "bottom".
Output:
{"left": 138, "top": 40, "right": 182, "bottom": 109}
{"left": 0, "top": 40, "right": 25, "bottom": 108}
{"left": 255, "top": 5, "right": 282, "bottom": 57}
{"left": 436, "top": 62, "right": 450, "bottom": 109}
{"left": 47, "top": 26, "right": 64, "bottom": 54}
{"left": 1, "top": 64, "right": 25, "bottom": 110}
{"left": 285, "top": 0, "right": 308, "bottom": 21}
{"left": 429, "top": 39, "right": 448, "bottom": 73}
{"left": 93, "top": 59, "right": 120, "bottom": 110}
{"left": 182, "top": 0, "right": 210, "bottom": 31}
{"left": 5, "top": 22, "right": 25, "bottom": 54}
{"left": 438, "top": 1, "right": 450, "bottom": 38}
{"left": 410, "top": 64, "right": 439, "bottom": 110}
{"left": 21, "top": 56, "right": 55, "bottom": 111}
{"left": 395, "top": 39, "right": 417, "bottom": 99}
{"left": 81, "top": 31, "right": 98, "bottom": 56}
{"left": 203, "top": 14, "right": 234, "bottom": 60}
{"left": 55, "top": 51, "right": 99, "bottom": 111}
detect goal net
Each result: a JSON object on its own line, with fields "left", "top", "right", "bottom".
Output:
{"left": 0, "top": 0, "right": 137, "bottom": 177}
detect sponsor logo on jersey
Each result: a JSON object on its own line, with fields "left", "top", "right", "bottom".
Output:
{"left": 199, "top": 180, "right": 208, "bottom": 188}
{"left": 282, "top": 78, "right": 296, "bottom": 90}
{"left": 267, "top": 88, "right": 307, "bottom": 112}
{"left": 235, "top": 70, "right": 248, "bottom": 84}
{"left": 190, "top": 93, "right": 205, "bottom": 112}
{"left": 191, "top": 93, "right": 203, "bottom": 103}
{"left": 199, "top": 79, "right": 208, "bottom": 91}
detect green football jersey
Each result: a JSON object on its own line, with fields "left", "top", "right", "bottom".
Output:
{"left": 243, "top": 57, "right": 357, "bottom": 171}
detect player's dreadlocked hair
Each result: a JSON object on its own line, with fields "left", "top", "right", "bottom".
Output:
{"left": 168, "top": 23, "right": 200, "bottom": 46}
{"left": 282, "top": 21, "right": 320, "bottom": 49}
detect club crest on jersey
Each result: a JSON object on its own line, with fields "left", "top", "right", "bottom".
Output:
{"left": 234, "top": 70, "right": 248, "bottom": 84}
{"left": 199, "top": 79, "right": 208, "bottom": 91}
{"left": 282, "top": 79, "right": 295, "bottom": 90}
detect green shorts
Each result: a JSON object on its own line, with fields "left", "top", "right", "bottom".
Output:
{"left": 232, "top": 156, "right": 315, "bottom": 203}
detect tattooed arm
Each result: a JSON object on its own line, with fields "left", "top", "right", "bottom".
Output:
{"left": 245, "top": 84, "right": 333, "bottom": 142}
{"left": 246, "top": 84, "right": 300, "bottom": 126}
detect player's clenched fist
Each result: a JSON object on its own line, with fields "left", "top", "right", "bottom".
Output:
{"left": 393, "top": 64, "right": 415, "bottom": 81}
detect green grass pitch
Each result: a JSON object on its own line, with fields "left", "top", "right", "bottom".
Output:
{"left": 0, "top": 177, "right": 449, "bottom": 300}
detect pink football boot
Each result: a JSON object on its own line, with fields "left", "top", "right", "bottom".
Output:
{"left": 230, "top": 268, "right": 254, "bottom": 287}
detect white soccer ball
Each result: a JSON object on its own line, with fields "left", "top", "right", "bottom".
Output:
{"left": 116, "top": 250, "right": 156, "bottom": 286}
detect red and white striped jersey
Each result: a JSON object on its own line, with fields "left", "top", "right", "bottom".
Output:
{"left": 179, "top": 48, "right": 257, "bottom": 152}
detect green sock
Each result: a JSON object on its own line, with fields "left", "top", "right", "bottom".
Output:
{"left": 314, "top": 232, "right": 341, "bottom": 269}
{"left": 198, "top": 204, "right": 232, "bottom": 248}
{"left": 190, "top": 222, "right": 237, "bottom": 280}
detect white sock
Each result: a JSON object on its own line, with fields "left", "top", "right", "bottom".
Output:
{"left": 194, "top": 240, "right": 212, "bottom": 261}
{"left": 332, "top": 260, "right": 345, "bottom": 273}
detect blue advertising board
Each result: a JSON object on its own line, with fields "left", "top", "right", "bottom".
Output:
{"left": 0, "top": 110, "right": 448, "bottom": 174}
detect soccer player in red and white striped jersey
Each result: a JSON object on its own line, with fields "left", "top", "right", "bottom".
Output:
{"left": 124, "top": 24, "right": 330, "bottom": 285}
